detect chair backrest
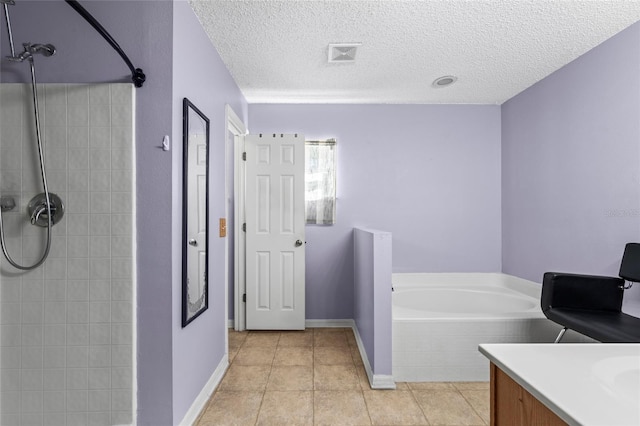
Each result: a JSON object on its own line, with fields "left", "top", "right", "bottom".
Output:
{"left": 619, "top": 243, "right": 640, "bottom": 282}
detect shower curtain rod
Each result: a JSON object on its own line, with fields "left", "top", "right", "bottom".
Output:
{"left": 65, "top": 0, "right": 146, "bottom": 87}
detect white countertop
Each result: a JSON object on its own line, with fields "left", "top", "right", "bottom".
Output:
{"left": 479, "top": 343, "right": 640, "bottom": 426}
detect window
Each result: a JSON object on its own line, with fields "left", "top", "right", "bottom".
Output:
{"left": 305, "top": 139, "right": 336, "bottom": 224}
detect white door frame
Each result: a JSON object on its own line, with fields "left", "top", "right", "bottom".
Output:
{"left": 225, "top": 105, "right": 247, "bottom": 332}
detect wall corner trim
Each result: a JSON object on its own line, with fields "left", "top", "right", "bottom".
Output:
{"left": 179, "top": 354, "right": 229, "bottom": 426}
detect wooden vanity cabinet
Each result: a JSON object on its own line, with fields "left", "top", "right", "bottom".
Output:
{"left": 490, "top": 363, "right": 567, "bottom": 426}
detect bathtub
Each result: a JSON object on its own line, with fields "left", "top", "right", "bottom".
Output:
{"left": 392, "top": 273, "right": 593, "bottom": 382}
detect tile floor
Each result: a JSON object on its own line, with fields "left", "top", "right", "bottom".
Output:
{"left": 196, "top": 328, "right": 490, "bottom": 426}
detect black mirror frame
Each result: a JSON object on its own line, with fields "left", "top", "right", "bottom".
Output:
{"left": 182, "top": 98, "right": 210, "bottom": 327}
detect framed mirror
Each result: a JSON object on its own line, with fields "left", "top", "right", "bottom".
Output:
{"left": 182, "top": 98, "right": 210, "bottom": 327}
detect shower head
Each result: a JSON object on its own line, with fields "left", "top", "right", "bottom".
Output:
{"left": 0, "top": 0, "right": 16, "bottom": 5}
{"left": 6, "top": 42, "right": 56, "bottom": 62}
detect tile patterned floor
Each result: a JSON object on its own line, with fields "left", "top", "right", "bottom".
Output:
{"left": 196, "top": 328, "right": 490, "bottom": 426}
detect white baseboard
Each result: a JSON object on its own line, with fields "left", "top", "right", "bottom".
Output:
{"left": 351, "top": 323, "right": 396, "bottom": 390}
{"left": 227, "top": 319, "right": 234, "bottom": 329}
{"left": 179, "top": 354, "right": 229, "bottom": 426}
{"left": 305, "top": 319, "right": 355, "bottom": 328}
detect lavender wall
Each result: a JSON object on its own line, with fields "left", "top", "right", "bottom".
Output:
{"left": 502, "top": 22, "right": 640, "bottom": 315}
{"left": 171, "top": 2, "right": 247, "bottom": 423}
{"left": 1, "top": 1, "right": 175, "bottom": 424}
{"left": 249, "top": 104, "right": 502, "bottom": 319}
{"left": 353, "top": 228, "right": 392, "bottom": 379}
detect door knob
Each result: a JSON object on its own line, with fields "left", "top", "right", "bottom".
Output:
{"left": 188, "top": 239, "right": 198, "bottom": 247}
{"left": 295, "top": 240, "right": 303, "bottom": 247}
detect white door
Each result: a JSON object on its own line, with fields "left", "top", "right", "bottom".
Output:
{"left": 245, "top": 133, "right": 305, "bottom": 330}
{"left": 186, "top": 133, "right": 207, "bottom": 315}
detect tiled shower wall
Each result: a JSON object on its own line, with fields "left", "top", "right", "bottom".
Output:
{"left": 0, "top": 84, "right": 135, "bottom": 426}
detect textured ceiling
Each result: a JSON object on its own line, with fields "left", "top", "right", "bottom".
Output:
{"left": 189, "top": 0, "right": 640, "bottom": 104}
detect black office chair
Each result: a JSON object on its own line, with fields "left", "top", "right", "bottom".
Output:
{"left": 541, "top": 243, "right": 640, "bottom": 343}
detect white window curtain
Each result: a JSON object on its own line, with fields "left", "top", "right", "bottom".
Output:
{"left": 305, "top": 139, "right": 337, "bottom": 225}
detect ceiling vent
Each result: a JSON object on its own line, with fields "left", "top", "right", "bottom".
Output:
{"left": 328, "top": 43, "right": 361, "bottom": 63}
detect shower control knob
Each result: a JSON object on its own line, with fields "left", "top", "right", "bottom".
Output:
{"left": 188, "top": 239, "right": 198, "bottom": 247}
{"left": 295, "top": 240, "right": 303, "bottom": 247}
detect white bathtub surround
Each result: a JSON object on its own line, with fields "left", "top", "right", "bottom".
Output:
{"left": 480, "top": 343, "right": 640, "bottom": 425}
{"left": 0, "top": 84, "right": 135, "bottom": 425}
{"left": 392, "top": 273, "right": 594, "bottom": 382}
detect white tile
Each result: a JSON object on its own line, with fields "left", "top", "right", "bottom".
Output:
{"left": 111, "top": 367, "right": 132, "bottom": 389}
{"left": 67, "top": 85, "right": 89, "bottom": 105}
{"left": 0, "top": 170, "right": 21, "bottom": 192}
{"left": 22, "top": 237, "right": 46, "bottom": 259}
{"left": 68, "top": 170, "right": 89, "bottom": 192}
{"left": 111, "top": 105, "right": 132, "bottom": 127}
{"left": 88, "top": 390, "right": 111, "bottom": 412}
{"left": 66, "top": 324, "right": 89, "bottom": 346}
{"left": 44, "top": 280, "right": 66, "bottom": 301}
{"left": 44, "top": 302, "right": 65, "bottom": 324}
{"left": 66, "top": 191, "right": 89, "bottom": 213}
{"left": 21, "top": 390, "right": 43, "bottom": 413}
{"left": 111, "top": 411, "right": 132, "bottom": 425}
{"left": 111, "top": 324, "right": 131, "bottom": 345}
{"left": 90, "top": 192, "right": 110, "bottom": 213}
{"left": 67, "top": 105, "right": 89, "bottom": 126}
{"left": 66, "top": 390, "right": 88, "bottom": 412}
{"left": 43, "top": 347, "right": 66, "bottom": 368}
{"left": 111, "top": 345, "right": 131, "bottom": 367}
{"left": 67, "top": 281, "right": 89, "bottom": 301}
{"left": 44, "top": 412, "right": 65, "bottom": 426}
{"left": 45, "top": 85, "right": 67, "bottom": 105}
{"left": 22, "top": 325, "right": 44, "bottom": 346}
{"left": 67, "top": 214, "right": 89, "bottom": 236}
{"left": 89, "top": 149, "right": 110, "bottom": 170}
{"left": 45, "top": 104, "right": 67, "bottom": 126}
{"left": 111, "top": 389, "right": 131, "bottom": 411}
{"left": 89, "top": 259, "right": 110, "bottom": 280}
{"left": 68, "top": 149, "right": 89, "bottom": 170}
{"left": 0, "top": 324, "right": 22, "bottom": 347}
{"left": 89, "top": 324, "right": 110, "bottom": 345}
{"left": 111, "top": 127, "right": 132, "bottom": 147}
{"left": 66, "top": 346, "right": 88, "bottom": 368}
{"left": 44, "top": 258, "right": 67, "bottom": 280}
{"left": 0, "top": 414, "right": 20, "bottom": 425}
{"left": 111, "top": 236, "right": 130, "bottom": 258}
{"left": 89, "top": 85, "right": 110, "bottom": 105}
{"left": 21, "top": 302, "right": 44, "bottom": 324}
{"left": 111, "top": 281, "right": 131, "bottom": 301}
{"left": 1, "top": 279, "right": 21, "bottom": 302}
{"left": 21, "top": 346, "right": 43, "bottom": 369}
{"left": 1, "top": 391, "right": 20, "bottom": 413}
{"left": 89, "top": 105, "right": 110, "bottom": 127}
{"left": 111, "top": 146, "right": 131, "bottom": 170}
{"left": 111, "top": 170, "right": 131, "bottom": 192}
{"left": 1, "top": 347, "right": 21, "bottom": 368}
{"left": 89, "top": 170, "right": 111, "bottom": 192}
{"left": 43, "top": 390, "right": 66, "bottom": 412}
{"left": 89, "top": 281, "right": 110, "bottom": 302}
{"left": 111, "top": 259, "right": 131, "bottom": 280}
{"left": 89, "top": 236, "right": 110, "bottom": 258}
{"left": 67, "top": 412, "right": 88, "bottom": 426}
{"left": 88, "top": 369, "right": 110, "bottom": 390}
{"left": 67, "top": 258, "right": 89, "bottom": 280}
{"left": 1, "top": 147, "right": 21, "bottom": 170}
{"left": 89, "top": 126, "right": 110, "bottom": 148}
{"left": 1, "top": 125, "right": 23, "bottom": 149}
{"left": 49, "top": 236, "right": 67, "bottom": 258}
{"left": 110, "top": 84, "right": 132, "bottom": 105}
{"left": 110, "top": 192, "right": 131, "bottom": 213}
{"left": 90, "top": 215, "right": 110, "bottom": 236}
{"left": 0, "top": 302, "right": 21, "bottom": 324}
{"left": 44, "top": 148, "right": 67, "bottom": 170}
{"left": 44, "top": 126, "right": 67, "bottom": 150}
{"left": 88, "top": 346, "right": 110, "bottom": 368}
{"left": 66, "top": 368, "right": 88, "bottom": 390}
{"left": 111, "top": 302, "right": 131, "bottom": 324}
{"left": 90, "top": 302, "right": 110, "bottom": 323}
{"left": 67, "top": 302, "right": 88, "bottom": 324}
{"left": 68, "top": 126, "right": 88, "bottom": 148}
{"left": 43, "top": 325, "right": 65, "bottom": 346}
{"left": 1, "top": 369, "right": 20, "bottom": 391}
{"left": 21, "top": 412, "right": 44, "bottom": 426}
{"left": 21, "top": 369, "right": 43, "bottom": 390}
{"left": 110, "top": 215, "right": 131, "bottom": 236}
{"left": 68, "top": 236, "right": 89, "bottom": 258}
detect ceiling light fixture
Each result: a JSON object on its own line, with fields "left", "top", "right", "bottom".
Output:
{"left": 328, "top": 43, "right": 361, "bottom": 63}
{"left": 432, "top": 75, "right": 457, "bottom": 88}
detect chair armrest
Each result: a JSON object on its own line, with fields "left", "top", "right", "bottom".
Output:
{"left": 541, "top": 272, "right": 624, "bottom": 313}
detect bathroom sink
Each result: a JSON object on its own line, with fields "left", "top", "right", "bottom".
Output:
{"left": 592, "top": 356, "right": 640, "bottom": 404}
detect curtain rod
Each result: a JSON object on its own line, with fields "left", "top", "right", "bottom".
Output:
{"left": 65, "top": 0, "right": 146, "bottom": 88}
